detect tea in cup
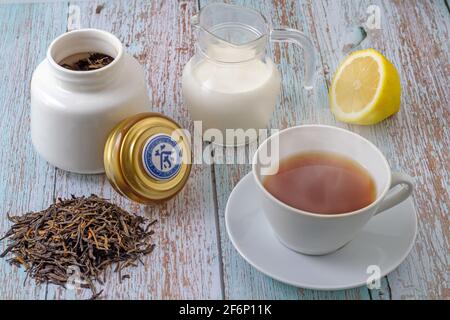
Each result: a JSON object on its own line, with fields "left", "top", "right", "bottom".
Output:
{"left": 253, "top": 125, "right": 414, "bottom": 255}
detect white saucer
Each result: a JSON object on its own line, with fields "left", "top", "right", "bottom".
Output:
{"left": 225, "top": 173, "right": 417, "bottom": 290}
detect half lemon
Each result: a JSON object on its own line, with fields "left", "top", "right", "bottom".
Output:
{"left": 329, "top": 49, "right": 401, "bottom": 125}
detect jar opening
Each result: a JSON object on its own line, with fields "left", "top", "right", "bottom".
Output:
{"left": 58, "top": 52, "right": 115, "bottom": 71}
{"left": 48, "top": 29, "right": 123, "bottom": 74}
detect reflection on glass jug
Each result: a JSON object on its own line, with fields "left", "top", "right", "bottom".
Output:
{"left": 182, "top": 3, "right": 316, "bottom": 146}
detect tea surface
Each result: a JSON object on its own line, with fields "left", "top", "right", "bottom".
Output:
{"left": 263, "top": 152, "right": 376, "bottom": 214}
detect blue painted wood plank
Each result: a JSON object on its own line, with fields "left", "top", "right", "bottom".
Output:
{"left": 308, "top": 0, "right": 449, "bottom": 300}
{"left": 206, "top": 0, "right": 449, "bottom": 300}
{"left": 203, "top": 0, "right": 372, "bottom": 300}
{"left": 44, "top": 0, "right": 222, "bottom": 300}
{"left": 0, "top": 1, "right": 69, "bottom": 299}
{"left": 0, "top": 0, "right": 447, "bottom": 300}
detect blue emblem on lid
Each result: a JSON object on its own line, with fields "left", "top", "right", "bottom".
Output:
{"left": 142, "top": 134, "right": 182, "bottom": 181}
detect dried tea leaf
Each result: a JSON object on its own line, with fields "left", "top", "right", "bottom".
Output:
{"left": 0, "top": 195, "right": 157, "bottom": 299}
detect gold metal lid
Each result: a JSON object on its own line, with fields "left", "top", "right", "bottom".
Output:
{"left": 104, "top": 113, "right": 191, "bottom": 203}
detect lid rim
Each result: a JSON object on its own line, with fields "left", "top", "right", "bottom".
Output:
{"left": 104, "top": 112, "right": 192, "bottom": 204}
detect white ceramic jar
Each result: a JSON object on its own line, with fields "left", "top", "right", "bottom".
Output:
{"left": 31, "top": 29, "right": 151, "bottom": 174}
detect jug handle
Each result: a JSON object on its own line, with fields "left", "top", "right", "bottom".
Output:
{"left": 270, "top": 28, "right": 316, "bottom": 90}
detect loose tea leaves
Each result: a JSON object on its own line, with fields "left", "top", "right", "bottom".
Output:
{"left": 60, "top": 52, "right": 114, "bottom": 71}
{"left": 0, "top": 195, "right": 156, "bottom": 299}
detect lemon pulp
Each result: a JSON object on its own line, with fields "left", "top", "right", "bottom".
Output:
{"left": 330, "top": 49, "right": 401, "bottom": 125}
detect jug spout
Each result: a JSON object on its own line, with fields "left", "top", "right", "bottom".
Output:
{"left": 190, "top": 3, "right": 269, "bottom": 45}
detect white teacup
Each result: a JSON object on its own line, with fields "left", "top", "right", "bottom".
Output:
{"left": 252, "top": 125, "right": 414, "bottom": 255}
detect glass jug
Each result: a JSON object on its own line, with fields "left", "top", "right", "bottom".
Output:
{"left": 182, "top": 3, "right": 316, "bottom": 145}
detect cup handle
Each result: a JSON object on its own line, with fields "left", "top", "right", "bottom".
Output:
{"left": 270, "top": 28, "right": 316, "bottom": 90}
{"left": 375, "top": 172, "right": 414, "bottom": 215}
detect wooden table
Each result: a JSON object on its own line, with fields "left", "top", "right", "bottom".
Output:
{"left": 0, "top": 0, "right": 448, "bottom": 300}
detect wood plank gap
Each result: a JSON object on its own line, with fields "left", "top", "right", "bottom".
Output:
{"left": 368, "top": 276, "right": 392, "bottom": 300}
{"left": 52, "top": 169, "right": 57, "bottom": 203}
{"left": 385, "top": 276, "right": 392, "bottom": 300}
{"left": 197, "top": 0, "right": 225, "bottom": 300}
{"left": 211, "top": 149, "right": 226, "bottom": 300}
{"left": 45, "top": 167, "right": 58, "bottom": 300}
{"left": 44, "top": 280, "right": 49, "bottom": 300}
{"left": 45, "top": 0, "right": 71, "bottom": 300}
{"left": 66, "top": 1, "right": 71, "bottom": 32}
{"left": 445, "top": 0, "right": 450, "bottom": 14}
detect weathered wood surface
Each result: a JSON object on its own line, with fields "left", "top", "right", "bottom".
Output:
{"left": 207, "top": 0, "right": 449, "bottom": 300}
{"left": 0, "top": 1, "right": 69, "bottom": 299}
{"left": 1, "top": 0, "right": 222, "bottom": 300}
{"left": 48, "top": 0, "right": 222, "bottom": 300}
{"left": 0, "top": 0, "right": 448, "bottom": 300}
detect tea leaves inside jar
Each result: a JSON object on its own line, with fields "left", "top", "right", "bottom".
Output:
{"left": 59, "top": 52, "right": 114, "bottom": 71}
